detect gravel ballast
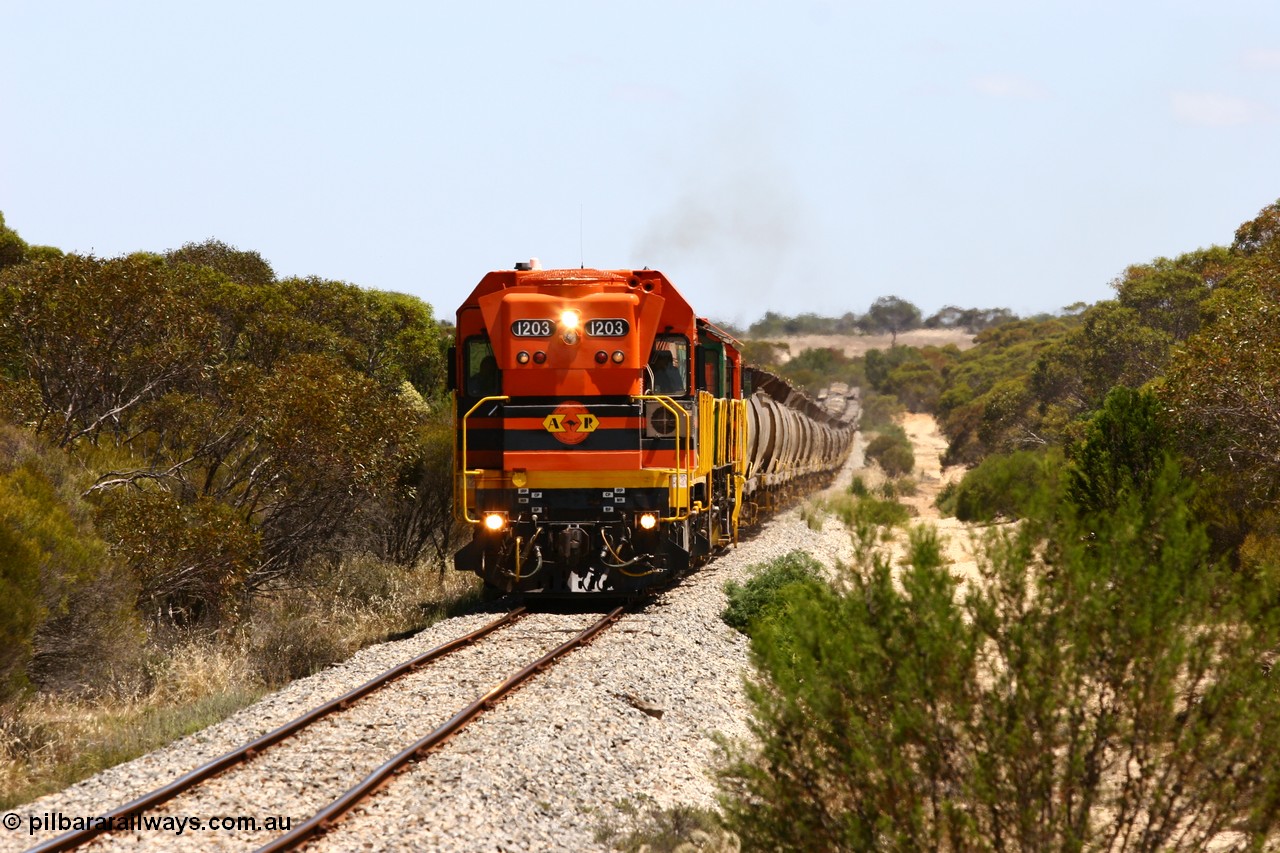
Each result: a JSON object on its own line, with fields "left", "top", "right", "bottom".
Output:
{"left": 9, "top": 448, "right": 864, "bottom": 853}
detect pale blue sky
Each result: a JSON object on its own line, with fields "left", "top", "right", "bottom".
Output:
{"left": 4, "top": 1, "right": 1279, "bottom": 326}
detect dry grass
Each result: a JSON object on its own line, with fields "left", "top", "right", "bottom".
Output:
{"left": 0, "top": 557, "right": 481, "bottom": 809}
{"left": 0, "top": 641, "right": 263, "bottom": 809}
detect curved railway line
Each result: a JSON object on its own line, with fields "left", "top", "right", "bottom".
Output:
{"left": 11, "top": 392, "right": 862, "bottom": 853}
{"left": 12, "top": 388, "right": 861, "bottom": 853}
{"left": 23, "top": 607, "right": 625, "bottom": 853}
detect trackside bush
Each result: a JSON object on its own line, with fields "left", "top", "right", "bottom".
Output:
{"left": 718, "top": 468, "right": 1280, "bottom": 850}
{"left": 0, "top": 425, "right": 142, "bottom": 698}
{"left": 849, "top": 494, "right": 911, "bottom": 528}
{"left": 722, "top": 552, "right": 824, "bottom": 634}
{"left": 864, "top": 424, "right": 915, "bottom": 477}
{"left": 949, "top": 447, "right": 1062, "bottom": 522}
{"left": 858, "top": 391, "right": 904, "bottom": 432}
{"left": 0, "top": 470, "right": 45, "bottom": 697}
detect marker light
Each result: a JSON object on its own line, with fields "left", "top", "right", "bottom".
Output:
{"left": 638, "top": 512, "right": 658, "bottom": 531}
{"left": 482, "top": 513, "right": 507, "bottom": 532}
{"left": 595, "top": 350, "right": 608, "bottom": 364}
{"left": 611, "top": 350, "right": 625, "bottom": 364}
{"left": 533, "top": 351, "right": 547, "bottom": 364}
{"left": 560, "top": 309, "right": 580, "bottom": 330}
{"left": 517, "top": 351, "right": 531, "bottom": 364}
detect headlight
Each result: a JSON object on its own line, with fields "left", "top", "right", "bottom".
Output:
{"left": 482, "top": 513, "right": 507, "bottom": 532}
{"left": 638, "top": 512, "right": 658, "bottom": 531}
{"left": 560, "top": 309, "right": 580, "bottom": 330}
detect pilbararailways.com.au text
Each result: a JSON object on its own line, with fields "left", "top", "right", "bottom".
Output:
{"left": 11, "top": 811, "right": 293, "bottom": 837}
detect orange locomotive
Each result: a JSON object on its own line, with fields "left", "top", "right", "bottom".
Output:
{"left": 450, "top": 262, "right": 852, "bottom": 595}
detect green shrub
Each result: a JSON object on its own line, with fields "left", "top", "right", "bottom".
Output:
{"left": 951, "top": 448, "right": 1061, "bottom": 522}
{"left": 719, "top": 467, "right": 1280, "bottom": 850}
{"left": 373, "top": 414, "right": 466, "bottom": 569}
{"left": 849, "top": 494, "right": 911, "bottom": 528}
{"left": 0, "top": 425, "right": 142, "bottom": 698}
{"left": 935, "top": 480, "right": 959, "bottom": 516}
{"left": 0, "top": 472, "right": 44, "bottom": 697}
{"left": 865, "top": 426, "right": 915, "bottom": 477}
{"left": 722, "top": 551, "right": 824, "bottom": 635}
{"left": 858, "top": 391, "right": 904, "bottom": 432}
{"left": 885, "top": 359, "right": 944, "bottom": 413}
{"left": 848, "top": 475, "right": 869, "bottom": 497}
{"left": 1066, "top": 385, "right": 1169, "bottom": 517}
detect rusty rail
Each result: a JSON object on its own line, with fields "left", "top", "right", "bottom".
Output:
{"left": 29, "top": 608, "right": 528, "bottom": 853}
{"left": 257, "top": 606, "right": 626, "bottom": 852}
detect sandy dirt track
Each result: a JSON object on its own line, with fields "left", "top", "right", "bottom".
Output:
{"left": 900, "top": 412, "right": 990, "bottom": 585}
{"left": 775, "top": 328, "right": 976, "bottom": 361}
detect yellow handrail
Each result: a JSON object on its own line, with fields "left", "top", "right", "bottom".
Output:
{"left": 695, "top": 391, "right": 715, "bottom": 479}
{"left": 731, "top": 398, "right": 748, "bottom": 541}
{"left": 457, "top": 394, "right": 510, "bottom": 523}
{"left": 634, "top": 394, "right": 694, "bottom": 521}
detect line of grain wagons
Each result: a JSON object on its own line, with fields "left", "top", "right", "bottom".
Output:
{"left": 743, "top": 372, "right": 859, "bottom": 504}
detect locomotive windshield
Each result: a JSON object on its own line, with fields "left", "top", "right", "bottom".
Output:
{"left": 648, "top": 335, "right": 688, "bottom": 395}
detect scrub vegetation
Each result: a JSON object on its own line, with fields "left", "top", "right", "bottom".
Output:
{"left": 716, "top": 199, "right": 1280, "bottom": 849}
{"left": 6, "top": 197, "right": 1280, "bottom": 837}
{"left": 0, "top": 217, "right": 475, "bottom": 805}
{"left": 720, "top": 468, "right": 1280, "bottom": 849}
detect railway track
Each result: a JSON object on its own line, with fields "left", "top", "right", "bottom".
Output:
{"left": 24, "top": 606, "right": 624, "bottom": 853}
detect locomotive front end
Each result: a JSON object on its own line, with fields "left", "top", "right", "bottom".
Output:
{"left": 452, "top": 265, "right": 730, "bottom": 595}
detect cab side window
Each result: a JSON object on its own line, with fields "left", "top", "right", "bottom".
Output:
{"left": 696, "top": 341, "right": 723, "bottom": 396}
{"left": 465, "top": 338, "right": 501, "bottom": 397}
{"left": 647, "top": 335, "right": 689, "bottom": 396}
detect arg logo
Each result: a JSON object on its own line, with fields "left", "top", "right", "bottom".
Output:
{"left": 543, "top": 401, "right": 599, "bottom": 445}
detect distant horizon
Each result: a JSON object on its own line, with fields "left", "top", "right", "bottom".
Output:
{"left": 0, "top": 212, "right": 1120, "bottom": 325}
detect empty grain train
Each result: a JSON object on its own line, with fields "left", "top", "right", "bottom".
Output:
{"left": 450, "top": 262, "right": 855, "bottom": 595}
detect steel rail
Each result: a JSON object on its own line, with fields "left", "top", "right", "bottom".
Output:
{"left": 28, "top": 607, "right": 528, "bottom": 853}
{"left": 257, "top": 605, "right": 626, "bottom": 853}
